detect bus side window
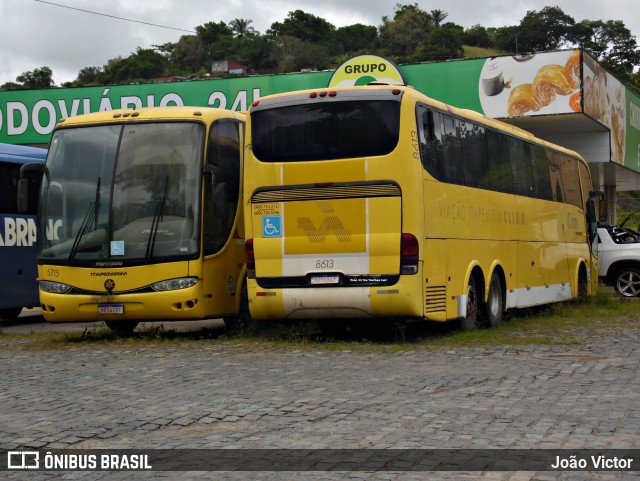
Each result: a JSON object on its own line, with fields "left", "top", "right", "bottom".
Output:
{"left": 554, "top": 153, "right": 582, "bottom": 209}
{"left": 441, "top": 114, "right": 464, "bottom": 185}
{"left": 531, "top": 144, "right": 552, "bottom": 201}
{"left": 510, "top": 138, "right": 534, "bottom": 197}
{"left": 461, "top": 120, "right": 488, "bottom": 189}
{"left": 485, "top": 130, "right": 513, "bottom": 194}
{"left": 203, "top": 120, "right": 241, "bottom": 256}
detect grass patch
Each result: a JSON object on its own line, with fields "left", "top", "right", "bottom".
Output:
{"left": 1, "top": 291, "right": 638, "bottom": 351}
{"left": 463, "top": 45, "right": 504, "bottom": 59}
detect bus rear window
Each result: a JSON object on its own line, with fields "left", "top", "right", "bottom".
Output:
{"left": 251, "top": 100, "right": 400, "bottom": 162}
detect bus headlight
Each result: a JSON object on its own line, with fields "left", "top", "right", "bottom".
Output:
{"left": 151, "top": 277, "right": 198, "bottom": 291}
{"left": 40, "top": 280, "right": 72, "bottom": 294}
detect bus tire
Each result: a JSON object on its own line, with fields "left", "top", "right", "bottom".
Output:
{"left": 481, "top": 272, "right": 503, "bottom": 328}
{"left": 459, "top": 276, "right": 480, "bottom": 331}
{"left": 577, "top": 268, "right": 588, "bottom": 302}
{"left": 105, "top": 320, "right": 139, "bottom": 336}
{"left": 223, "top": 279, "right": 251, "bottom": 331}
{"left": 0, "top": 307, "right": 23, "bottom": 320}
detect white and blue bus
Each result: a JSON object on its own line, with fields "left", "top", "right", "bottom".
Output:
{"left": 0, "top": 143, "right": 46, "bottom": 319}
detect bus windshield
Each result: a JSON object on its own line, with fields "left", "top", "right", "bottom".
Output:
{"left": 39, "top": 122, "right": 204, "bottom": 264}
{"left": 251, "top": 100, "right": 401, "bottom": 162}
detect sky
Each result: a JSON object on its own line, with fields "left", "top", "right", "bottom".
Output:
{"left": 1, "top": 0, "right": 639, "bottom": 86}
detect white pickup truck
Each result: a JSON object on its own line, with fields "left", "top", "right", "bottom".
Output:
{"left": 594, "top": 224, "right": 640, "bottom": 297}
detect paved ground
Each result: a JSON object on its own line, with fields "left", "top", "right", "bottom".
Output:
{"left": 1, "top": 314, "right": 639, "bottom": 480}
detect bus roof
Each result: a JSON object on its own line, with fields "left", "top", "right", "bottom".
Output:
{"left": 0, "top": 143, "right": 47, "bottom": 165}
{"left": 56, "top": 106, "right": 245, "bottom": 128}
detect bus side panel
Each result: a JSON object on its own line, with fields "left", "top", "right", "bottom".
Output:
{"left": 0, "top": 216, "right": 39, "bottom": 310}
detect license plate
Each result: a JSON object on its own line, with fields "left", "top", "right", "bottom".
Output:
{"left": 98, "top": 304, "right": 124, "bottom": 314}
{"left": 310, "top": 275, "right": 340, "bottom": 285}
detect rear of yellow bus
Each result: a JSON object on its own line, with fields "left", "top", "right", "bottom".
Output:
{"left": 244, "top": 86, "right": 424, "bottom": 321}
{"left": 37, "top": 107, "right": 246, "bottom": 331}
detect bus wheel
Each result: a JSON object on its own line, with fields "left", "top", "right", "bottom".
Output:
{"left": 0, "top": 307, "right": 23, "bottom": 320}
{"left": 481, "top": 272, "right": 503, "bottom": 328}
{"left": 105, "top": 321, "right": 139, "bottom": 336}
{"left": 224, "top": 280, "right": 251, "bottom": 332}
{"left": 459, "top": 276, "right": 479, "bottom": 331}
{"left": 614, "top": 267, "right": 640, "bottom": 297}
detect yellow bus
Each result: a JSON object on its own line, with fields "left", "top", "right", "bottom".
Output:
{"left": 32, "top": 107, "right": 247, "bottom": 334}
{"left": 243, "top": 85, "right": 600, "bottom": 331}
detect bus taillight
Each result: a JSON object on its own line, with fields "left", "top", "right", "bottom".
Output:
{"left": 401, "top": 233, "right": 419, "bottom": 275}
{"left": 245, "top": 239, "right": 256, "bottom": 278}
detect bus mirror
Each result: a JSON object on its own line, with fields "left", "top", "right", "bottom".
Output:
{"left": 585, "top": 197, "right": 598, "bottom": 244}
{"left": 589, "top": 190, "right": 606, "bottom": 224}
{"left": 17, "top": 162, "right": 45, "bottom": 214}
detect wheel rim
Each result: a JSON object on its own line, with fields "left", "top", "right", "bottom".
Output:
{"left": 616, "top": 270, "right": 640, "bottom": 297}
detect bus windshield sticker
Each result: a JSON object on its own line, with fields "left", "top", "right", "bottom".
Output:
{"left": 110, "top": 240, "right": 125, "bottom": 256}
{"left": 262, "top": 216, "right": 282, "bottom": 238}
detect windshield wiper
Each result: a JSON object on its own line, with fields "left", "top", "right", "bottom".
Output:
{"left": 145, "top": 175, "right": 169, "bottom": 260}
{"left": 68, "top": 177, "right": 100, "bottom": 262}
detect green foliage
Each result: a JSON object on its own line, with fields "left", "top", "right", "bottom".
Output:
{"left": 379, "top": 3, "right": 433, "bottom": 57}
{"left": 414, "top": 23, "right": 464, "bottom": 62}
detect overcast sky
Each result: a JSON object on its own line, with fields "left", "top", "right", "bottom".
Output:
{"left": 1, "top": 0, "right": 638, "bottom": 86}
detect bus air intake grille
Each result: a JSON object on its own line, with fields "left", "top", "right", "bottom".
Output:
{"left": 251, "top": 181, "right": 401, "bottom": 203}
{"left": 425, "top": 286, "right": 447, "bottom": 313}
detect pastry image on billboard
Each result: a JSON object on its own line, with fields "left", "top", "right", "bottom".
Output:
{"left": 583, "top": 53, "right": 626, "bottom": 164}
{"left": 532, "top": 64, "right": 574, "bottom": 107}
{"left": 507, "top": 84, "right": 540, "bottom": 116}
{"left": 480, "top": 50, "right": 581, "bottom": 118}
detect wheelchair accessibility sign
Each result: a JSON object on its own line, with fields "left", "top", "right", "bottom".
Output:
{"left": 262, "top": 216, "right": 282, "bottom": 238}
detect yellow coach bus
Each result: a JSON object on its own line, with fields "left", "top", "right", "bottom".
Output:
{"left": 243, "top": 85, "right": 600, "bottom": 330}
{"left": 30, "top": 107, "right": 246, "bottom": 334}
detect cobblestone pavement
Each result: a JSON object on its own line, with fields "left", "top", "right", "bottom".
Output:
{"left": 1, "top": 321, "right": 639, "bottom": 481}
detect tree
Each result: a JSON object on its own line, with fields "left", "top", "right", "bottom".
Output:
{"left": 379, "top": 3, "right": 433, "bottom": 59}
{"left": 335, "top": 24, "right": 378, "bottom": 54}
{"left": 15, "top": 66, "right": 55, "bottom": 89}
{"left": 229, "top": 18, "right": 257, "bottom": 38}
{"left": 172, "top": 35, "right": 207, "bottom": 72}
{"left": 430, "top": 9, "right": 448, "bottom": 27}
{"left": 0, "top": 81, "right": 22, "bottom": 91}
{"left": 415, "top": 23, "right": 464, "bottom": 61}
{"left": 268, "top": 10, "right": 335, "bottom": 45}
{"left": 101, "top": 48, "right": 166, "bottom": 84}
{"left": 572, "top": 19, "right": 640, "bottom": 80}
{"left": 516, "top": 6, "right": 576, "bottom": 52}
{"left": 75, "top": 66, "right": 103, "bottom": 85}
{"left": 463, "top": 24, "right": 492, "bottom": 48}
{"left": 271, "top": 35, "right": 329, "bottom": 72}
{"left": 196, "top": 21, "right": 233, "bottom": 46}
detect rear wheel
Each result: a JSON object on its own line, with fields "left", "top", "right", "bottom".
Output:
{"left": 614, "top": 267, "right": 640, "bottom": 297}
{"left": 459, "top": 276, "right": 480, "bottom": 331}
{"left": 481, "top": 272, "right": 503, "bottom": 328}
{"left": 0, "top": 307, "right": 22, "bottom": 320}
{"left": 105, "top": 320, "right": 139, "bottom": 336}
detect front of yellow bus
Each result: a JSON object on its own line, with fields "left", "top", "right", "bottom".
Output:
{"left": 37, "top": 107, "right": 245, "bottom": 331}
{"left": 244, "top": 85, "right": 424, "bottom": 322}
